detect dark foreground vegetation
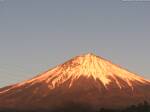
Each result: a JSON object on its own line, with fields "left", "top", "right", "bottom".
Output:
{"left": 0, "top": 101, "right": 150, "bottom": 112}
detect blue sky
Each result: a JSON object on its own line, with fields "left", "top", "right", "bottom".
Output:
{"left": 0, "top": 0, "right": 150, "bottom": 87}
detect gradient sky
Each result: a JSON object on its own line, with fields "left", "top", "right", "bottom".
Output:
{"left": 0, "top": 0, "right": 150, "bottom": 87}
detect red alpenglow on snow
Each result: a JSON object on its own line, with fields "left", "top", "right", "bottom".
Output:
{"left": 0, "top": 53, "right": 150, "bottom": 111}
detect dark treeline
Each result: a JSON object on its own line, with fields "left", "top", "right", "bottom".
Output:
{"left": 99, "top": 101, "right": 150, "bottom": 112}
{"left": 0, "top": 101, "right": 150, "bottom": 112}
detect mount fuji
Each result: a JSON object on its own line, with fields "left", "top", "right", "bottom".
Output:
{"left": 0, "top": 53, "right": 150, "bottom": 111}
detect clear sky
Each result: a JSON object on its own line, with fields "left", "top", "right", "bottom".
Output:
{"left": 0, "top": 0, "right": 150, "bottom": 87}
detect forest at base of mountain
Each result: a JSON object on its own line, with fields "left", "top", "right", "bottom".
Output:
{"left": 0, "top": 101, "right": 149, "bottom": 112}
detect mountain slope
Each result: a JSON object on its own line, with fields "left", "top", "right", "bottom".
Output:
{"left": 0, "top": 53, "right": 150, "bottom": 111}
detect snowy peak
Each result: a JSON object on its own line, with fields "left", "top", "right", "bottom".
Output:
{"left": 59, "top": 53, "right": 149, "bottom": 86}
{"left": 15, "top": 53, "right": 149, "bottom": 90}
{"left": 59, "top": 53, "right": 112, "bottom": 85}
{"left": 60, "top": 52, "right": 109, "bottom": 75}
